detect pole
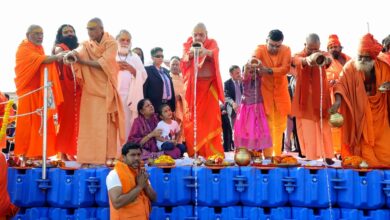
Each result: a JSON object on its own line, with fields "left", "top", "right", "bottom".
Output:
{"left": 42, "top": 68, "right": 48, "bottom": 180}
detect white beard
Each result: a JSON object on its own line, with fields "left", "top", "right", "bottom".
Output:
{"left": 118, "top": 43, "right": 131, "bottom": 55}
{"left": 355, "top": 60, "right": 374, "bottom": 73}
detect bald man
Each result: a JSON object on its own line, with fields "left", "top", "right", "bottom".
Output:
{"left": 69, "top": 18, "right": 124, "bottom": 165}
{"left": 180, "top": 23, "right": 225, "bottom": 158}
{"left": 291, "top": 33, "right": 334, "bottom": 165}
{"left": 14, "top": 25, "right": 64, "bottom": 159}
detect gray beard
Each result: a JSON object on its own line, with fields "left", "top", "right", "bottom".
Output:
{"left": 355, "top": 60, "right": 374, "bottom": 73}
{"left": 119, "top": 47, "right": 130, "bottom": 55}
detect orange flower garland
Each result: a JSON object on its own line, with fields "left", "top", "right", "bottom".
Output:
{"left": 0, "top": 100, "right": 13, "bottom": 141}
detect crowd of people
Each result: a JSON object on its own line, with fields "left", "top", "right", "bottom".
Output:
{"left": 1, "top": 17, "right": 389, "bottom": 167}
{"left": 0, "top": 16, "right": 390, "bottom": 219}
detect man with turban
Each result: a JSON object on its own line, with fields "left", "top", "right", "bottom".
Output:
{"left": 292, "top": 33, "right": 334, "bottom": 165}
{"left": 330, "top": 33, "right": 390, "bottom": 167}
{"left": 325, "top": 34, "right": 350, "bottom": 158}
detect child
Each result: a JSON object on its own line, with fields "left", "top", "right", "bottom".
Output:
{"left": 234, "top": 61, "right": 272, "bottom": 154}
{"left": 156, "top": 104, "right": 187, "bottom": 158}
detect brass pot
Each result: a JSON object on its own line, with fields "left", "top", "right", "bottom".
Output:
{"left": 234, "top": 147, "right": 251, "bottom": 166}
{"left": 329, "top": 113, "right": 344, "bottom": 128}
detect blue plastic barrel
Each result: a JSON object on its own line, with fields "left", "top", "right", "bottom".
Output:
{"left": 288, "top": 167, "right": 337, "bottom": 208}
{"left": 334, "top": 169, "right": 385, "bottom": 209}
{"left": 195, "top": 206, "right": 242, "bottom": 220}
{"left": 291, "top": 207, "right": 340, "bottom": 220}
{"left": 242, "top": 206, "right": 291, "bottom": 220}
{"left": 47, "top": 168, "right": 96, "bottom": 208}
{"left": 95, "top": 167, "right": 111, "bottom": 206}
{"left": 48, "top": 207, "right": 96, "bottom": 219}
{"left": 96, "top": 207, "right": 110, "bottom": 220}
{"left": 7, "top": 168, "right": 47, "bottom": 207}
{"left": 382, "top": 170, "right": 390, "bottom": 208}
{"left": 150, "top": 206, "right": 193, "bottom": 220}
{"left": 240, "top": 167, "right": 288, "bottom": 207}
{"left": 147, "top": 166, "right": 192, "bottom": 206}
{"left": 340, "top": 209, "right": 390, "bottom": 220}
{"left": 12, "top": 208, "right": 48, "bottom": 220}
{"left": 192, "top": 167, "right": 240, "bottom": 206}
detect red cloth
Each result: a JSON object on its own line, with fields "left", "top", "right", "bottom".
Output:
{"left": 0, "top": 154, "right": 19, "bottom": 218}
{"left": 327, "top": 34, "right": 341, "bottom": 48}
{"left": 55, "top": 43, "right": 81, "bottom": 156}
{"left": 358, "top": 33, "right": 382, "bottom": 59}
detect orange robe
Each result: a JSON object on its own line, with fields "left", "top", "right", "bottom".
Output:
{"left": 292, "top": 50, "right": 334, "bottom": 160}
{"left": 109, "top": 161, "right": 150, "bottom": 220}
{"left": 325, "top": 53, "right": 350, "bottom": 154}
{"left": 253, "top": 45, "right": 291, "bottom": 156}
{"left": 334, "top": 58, "right": 390, "bottom": 166}
{"left": 73, "top": 33, "right": 124, "bottom": 164}
{"left": 14, "top": 39, "right": 63, "bottom": 158}
{"left": 170, "top": 73, "right": 187, "bottom": 143}
{"left": 180, "top": 37, "right": 225, "bottom": 158}
{"left": 55, "top": 43, "right": 81, "bottom": 156}
{"left": 0, "top": 153, "right": 19, "bottom": 219}
{"left": 378, "top": 52, "right": 390, "bottom": 66}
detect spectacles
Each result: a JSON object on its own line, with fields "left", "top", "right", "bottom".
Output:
{"left": 154, "top": 55, "right": 164, "bottom": 58}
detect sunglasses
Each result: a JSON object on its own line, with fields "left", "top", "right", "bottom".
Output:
{"left": 154, "top": 55, "right": 164, "bottom": 58}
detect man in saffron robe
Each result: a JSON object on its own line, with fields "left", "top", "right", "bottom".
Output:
{"left": 52, "top": 24, "right": 81, "bottom": 160}
{"left": 180, "top": 23, "right": 225, "bottom": 158}
{"left": 14, "top": 25, "right": 64, "bottom": 159}
{"left": 0, "top": 153, "right": 19, "bottom": 219}
{"left": 69, "top": 18, "right": 124, "bottom": 165}
{"left": 252, "top": 29, "right": 291, "bottom": 157}
{"left": 292, "top": 33, "right": 334, "bottom": 165}
{"left": 106, "top": 142, "right": 156, "bottom": 220}
{"left": 330, "top": 33, "right": 390, "bottom": 167}
{"left": 325, "top": 34, "right": 350, "bottom": 157}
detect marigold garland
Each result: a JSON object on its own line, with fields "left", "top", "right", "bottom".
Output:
{"left": 0, "top": 100, "right": 14, "bottom": 141}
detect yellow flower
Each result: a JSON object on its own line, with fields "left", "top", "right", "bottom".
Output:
{"left": 0, "top": 100, "right": 13, "bottom": 141}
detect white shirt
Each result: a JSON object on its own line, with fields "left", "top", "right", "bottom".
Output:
{"left": 156, "top": 120, "right": 180, "bottom": 150}
{"left": 106, "top": 170, "right": 122, "bottom": 191}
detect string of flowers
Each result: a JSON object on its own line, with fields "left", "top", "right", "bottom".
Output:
{"left": 0, "top": 100, "right": 14, "bottom": 141}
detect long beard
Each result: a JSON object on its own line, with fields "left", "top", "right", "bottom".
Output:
{"left": 118, "top": 43, "right": 131, "bottom": 55}
{"left": 59, "top": 35, "right": 79, "bottom": 50}
{"left": 355, "top": 60, "right": 374, "bottom": 73}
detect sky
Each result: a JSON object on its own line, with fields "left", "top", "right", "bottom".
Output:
{"left": 0, "top": 0, "right": 389, "bottom": 93}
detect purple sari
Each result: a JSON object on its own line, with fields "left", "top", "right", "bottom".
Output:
{"left": 128, "top": 114, "right": 180, "bottom": 160}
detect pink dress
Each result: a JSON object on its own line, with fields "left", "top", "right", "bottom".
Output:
{"left": 234, "top": 75, "right": 272, "bottom": 150}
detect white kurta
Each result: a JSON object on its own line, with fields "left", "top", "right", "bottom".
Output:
{"left": 116, "top": 53, "right": 147, "bottom": 141}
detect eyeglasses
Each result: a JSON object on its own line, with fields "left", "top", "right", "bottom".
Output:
{"left": 154, "top": 55, "right": 164, "bottom": 58}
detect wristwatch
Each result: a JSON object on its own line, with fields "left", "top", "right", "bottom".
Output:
{"left": 267, "top": 68, "right": 273, "bottom": 74}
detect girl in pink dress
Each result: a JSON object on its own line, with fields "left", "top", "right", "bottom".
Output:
{"left": 234, "top": 62, "right": 272, "bottom": 152}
